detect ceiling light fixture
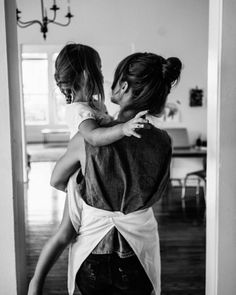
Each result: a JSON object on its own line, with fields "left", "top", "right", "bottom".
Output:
{"left": 16, "top": 0, "right": 74, "bottom": 40}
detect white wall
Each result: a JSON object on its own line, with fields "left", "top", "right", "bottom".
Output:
{"left": 206, "top": 0, "right": 236, "bottom": 294}
{"left": 0, "top": 0, "right": 27, "bottom": 294}
{"left": 0, "top": 2, "right": 17, "bottom": 292}
{"left": 17, "top": 0, "right": 209, "bottom": 145}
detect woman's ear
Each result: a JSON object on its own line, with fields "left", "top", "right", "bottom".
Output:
{"left": 120, "top": 81, "right": 129, "bottom": 94}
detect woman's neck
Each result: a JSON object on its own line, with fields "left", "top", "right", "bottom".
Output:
{"left": 117, "top": 108, "right": 136, "bottom": 122}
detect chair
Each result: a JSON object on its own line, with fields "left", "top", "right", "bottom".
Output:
{"left": 164, "top": 128, "right": 207, "bottom": 200}
{"left": 164, "top": 128, "right": 191, "bottom": 188}
{"left": 181, "top": 157, "right": 206, "bottom": 200}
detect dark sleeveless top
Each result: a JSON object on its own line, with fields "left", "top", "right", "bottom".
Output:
{"left": 79, "top": 125, "right": 172, "bottom": 257}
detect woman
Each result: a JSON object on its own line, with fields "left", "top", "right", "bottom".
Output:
{"left": 52, "top": 52, "right": 182, "bottom": 295}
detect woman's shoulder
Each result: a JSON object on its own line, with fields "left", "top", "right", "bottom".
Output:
{"left": 146, "top": 115, "right": 172, "bottom": 144}
{"left": 155, "top": 127, "right": 171, "bottom": 141}
{"left": 146, "top": 126, "right": 172, "bottom": 149}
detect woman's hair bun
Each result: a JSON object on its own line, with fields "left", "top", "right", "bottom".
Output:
{"left": 162, "top": 57, "right": 182, "bottom": 84}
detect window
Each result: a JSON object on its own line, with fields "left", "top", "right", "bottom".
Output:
{"left": 22, "top": 53, "right": 49, "bottom": 125}
{"left": 21, "top": 46, "right": 66, "bottom": 127}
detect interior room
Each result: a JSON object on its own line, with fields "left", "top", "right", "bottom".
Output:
{"left": 1, "top": 0, "right": 236, "bottom": 295}
{"left": 19, "top": 0, "right": 208, "bottom": 293}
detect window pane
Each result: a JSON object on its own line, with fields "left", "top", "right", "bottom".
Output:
{"left": 24, "top": 94, "right": 48, "bottom": 123}
{"left": 53, "top": 53, "right": 67, "bottom": 124}
{"left": 22, "top": 57, "right": 49, "bottom": 125}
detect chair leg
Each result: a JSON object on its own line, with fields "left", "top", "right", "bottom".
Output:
{"left": 196, "top": 178, "right": 201, "bottom": 196}
{"left": 181, "top": 177, "right": 188, "bottom": 199}
{"left": 203, "top": 181, "right": 206, "bottom": 200}
{"left": 181, "top": 197, "right": 186, "bottom": 216}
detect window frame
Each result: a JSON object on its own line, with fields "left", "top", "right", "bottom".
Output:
{"left": 20, "top": 45, "right": 68, "bottom": 142}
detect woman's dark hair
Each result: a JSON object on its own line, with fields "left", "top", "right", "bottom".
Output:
{"left": 54, "top": 43, "right": 104, "bottom": 108}
{"left": 111, "top": 52, "right": 182, "bottom": 116}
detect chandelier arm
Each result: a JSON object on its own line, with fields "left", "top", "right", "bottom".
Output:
{"left": 17, "top": 21, "right": 42, "bottom": 29}
{"left": 17, "top": 23, "right": 31, "bottom": 28}
{"left": 17, "top": 19, "right": 42, "bottom": 26}
{"left": 51, "top": 18, "right": 71, "bottom": 27}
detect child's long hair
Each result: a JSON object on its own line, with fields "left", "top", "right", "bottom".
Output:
{"left": 54, "top": 43, "right": 104, "bottom": 109}
{"left": 111, "top": 52, "right": 182, "bottom": 116}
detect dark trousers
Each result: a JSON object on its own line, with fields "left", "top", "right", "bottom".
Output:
{"left": 76, "top": 253, "right": 153, "bottom": 295}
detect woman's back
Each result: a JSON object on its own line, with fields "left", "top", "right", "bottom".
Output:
{"left": 82, "top": 126, "right": 172, "bottom": 214}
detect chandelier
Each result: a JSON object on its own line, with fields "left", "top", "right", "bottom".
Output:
{"left": 16, "top": 0, "right": 74, "bottom": 40}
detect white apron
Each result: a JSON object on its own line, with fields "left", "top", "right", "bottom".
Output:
{"left": 67, "top": 173, "right": 161, "bottom": 295}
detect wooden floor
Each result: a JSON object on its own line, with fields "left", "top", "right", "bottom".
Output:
{"left": 25, "top": 162, "right": 205, "bottom": 295}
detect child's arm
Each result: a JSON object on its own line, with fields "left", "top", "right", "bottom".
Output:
{"left": 50, "top": 110, "right": 150, "bottom": 191}
{"left": 50, "top": 136, "right": 81, "bottom": 192}
{"left": 79, "top": 110, "right": 149, "bottom": 146}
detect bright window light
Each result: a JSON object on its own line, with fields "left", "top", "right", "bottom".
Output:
{"left": 22, "top": 54, "right": 49, "bottom": 125}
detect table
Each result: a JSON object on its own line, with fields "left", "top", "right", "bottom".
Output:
{"left": 172, "top": 147, "right": 207, "bottom": 159}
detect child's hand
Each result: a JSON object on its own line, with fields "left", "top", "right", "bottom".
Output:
{"left": 122, "top": 110, "right": 151, "bottom": 138}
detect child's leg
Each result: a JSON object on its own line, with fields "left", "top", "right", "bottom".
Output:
{"left": 27, "top": 196, "right": 76, "bottom": 295}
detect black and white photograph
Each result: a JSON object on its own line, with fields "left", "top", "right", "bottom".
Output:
{"left": 1, "top": 1, "right": 236, "bottom": 295}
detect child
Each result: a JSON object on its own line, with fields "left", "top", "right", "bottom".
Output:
{"left": 27, "top": 43, "right": 148, "bottom": 295}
